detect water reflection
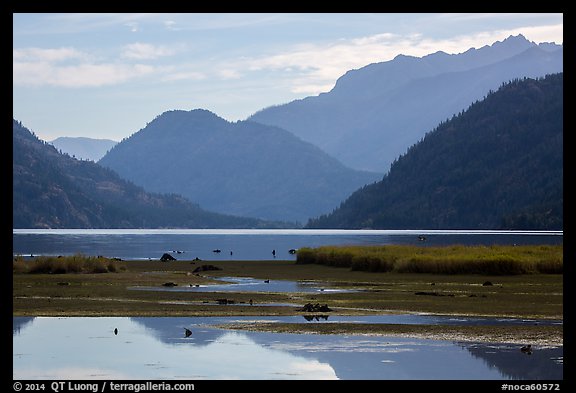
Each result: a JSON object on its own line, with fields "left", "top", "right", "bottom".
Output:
{"left": 13, "top": 317, "right": 336, "bottom": 380}
{"left": 13, "top": 317, "right": 562, "bottom": 380}
{"left": 303, "top": 315, "right": 330, "bottom": 321}
{"left": 129, "top": 276, "right": 355, "bottom": 294}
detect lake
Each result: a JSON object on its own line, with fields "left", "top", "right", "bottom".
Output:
{"left": 13, "top": 317, "right": 563, "bottom": 380}
{"left": 12, "top": 229, "right": 563, "bottom": 261}
{"left": 12, "top": 229, "right": 563, "bottom": 381}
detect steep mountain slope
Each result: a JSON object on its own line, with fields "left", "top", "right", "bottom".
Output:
{"left": 306, "top": 74, "right": 563, "bottom": 230}
{"left": 99, "top": 110, "right": 380, "bottom": 223}
{"left": 50, "top": 137, "right": 117, "bottom": 162}
{"left": 250, "top": 35, "right": 563, "bottom": 172}
{"left": 13, "top": 120, "right": 278, "bottom": 229}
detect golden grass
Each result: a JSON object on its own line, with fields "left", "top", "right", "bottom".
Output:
{"left": 13, "top": 254, "right": 126, "bottom": 274}
{"left": 296, "top": 244, "right": 563, "bottom": 275}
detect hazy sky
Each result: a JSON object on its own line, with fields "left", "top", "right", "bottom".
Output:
{"left": 13, "top": 13, "right": 563, "bottom": 142}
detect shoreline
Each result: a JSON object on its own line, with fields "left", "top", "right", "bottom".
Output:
{"left": 216, "top": 322, "right": 563, "bottom": 346}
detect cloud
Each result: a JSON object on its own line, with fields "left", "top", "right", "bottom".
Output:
{"left": 233, "top": 24, "right": 563, "bottom": 95}
{"left": 121, "top": 42, "right": 176, "bottom": 60}
{"left": 504, "top": 23, "right": 563, "bottom": 44}
{"left": 125, "top": 22, "right": 140, "bottom": 33}
{"left": 13, "top": 60, "right": 156, "bottom": 87}
{"left": 13, "top": 47, "right": 86, "bottom": 62}
{"left": 161, "top": 70, "right": 206, "bottom": 82}
{"left": 218, "top": 69, "right": 242, "bottom": 80}
{"left": 164, "top": 20, "right": 177, "bottom": 30}
{"left": 13, "top": 44, "right": 169, "bottom": 88}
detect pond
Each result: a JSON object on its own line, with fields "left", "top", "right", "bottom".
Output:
{"left": 129, "top": 276, "right": 357, "bottom": 294}
{"left": 13, "top": 317, "right": 562, "bottom": 380}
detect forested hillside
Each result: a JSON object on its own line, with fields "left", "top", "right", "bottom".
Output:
{"left": 13, "top": 120, "right": 279, "bottom": 229}
{"left": 306, "top": 74, "right": 563, "bottom": 230}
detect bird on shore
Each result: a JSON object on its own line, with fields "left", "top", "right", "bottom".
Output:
{"left": 184, "top": 328, "right": 192, "bottom": 337}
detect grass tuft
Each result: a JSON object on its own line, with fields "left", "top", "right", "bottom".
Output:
{"left": 13, "top": 254, "right": 126, "bottom": 274}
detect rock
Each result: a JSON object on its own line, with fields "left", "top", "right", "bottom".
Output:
{"left": 162, "top": 282, "right": 178, "bottom": 287}
{"left": 300, "top": 303, "right": 332, "bottom": 312}
{"left": 482, "top": 281, "right": 494, "bottom": 286}
{"left": 160, "top": 253, "right": 176, "bottom": 261}
{"left": 192, "top": 264, "right": 222, "bottom": 273}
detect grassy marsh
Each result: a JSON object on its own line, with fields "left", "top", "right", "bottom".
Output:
{"left": 12, "top": 245, "right": 563, "bottom": 344}
{"left": 296, "top": 244, "right": 563, "bottom": 275}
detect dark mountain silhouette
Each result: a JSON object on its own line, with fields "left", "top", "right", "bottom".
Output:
{"left": 50, "top": 136, "right": 117, "bottom": 162}
{"left": 306, "top": 74, "right": 563, "bottom": 230}
{"left": 13, "top": 120, "right": 281, "bottom": 229}
{"left": 249, "top": 35, "right": 563, "bottom": 172}
{"left": 98, "top": 110, "right": 380, "bottom": 223}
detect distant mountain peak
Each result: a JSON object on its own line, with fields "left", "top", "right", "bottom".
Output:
{"left": 154, "top": 108, "right": 224, "bottom": 123}
{"left": 492, "top": 33, "right": 534, "bottom": 48}
{"left": 249, "top": 34, "right": 562, "bottom": 172}
{"left": 99, "top": 110, "right": 381, "bottom": 222}
{"left": 135, "top": 109, "right": 230, "bottom": 140}
{"left": 50, "top": 136, "right": 117, "bottom": 162}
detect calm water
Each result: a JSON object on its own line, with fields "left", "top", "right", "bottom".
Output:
{"left": 129, "top": 276, "right": 359, "bottom": 294}
{"left": 13, "top": 317, "right": 563, "bottom": 380}
{"left": 12, "top": 229, "right": 563, "bottom": 261}
{"left": 12, "top": 229, "right": 563, "bottom": 380}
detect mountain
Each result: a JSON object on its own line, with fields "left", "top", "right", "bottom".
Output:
{"left": 50, "top": 137, "right": 117, "bottom": 162}
{"left": 306, "top": 74, "right": 563, "bottom": 230}
{"left": 98, "top": 110, "right": 381, "bottom": 223}
{"left": 249, "top": 35, "right": 563, "bottom": 172}
{"left": 13, "top": 120, "right": 280, "bottom": 229}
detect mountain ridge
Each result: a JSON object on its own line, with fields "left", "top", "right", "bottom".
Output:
{"left": 13, "top": 119, "right": 284, "bottom": 229}
{"left": 99, "top": 110, "right": 381, "bottom": 223}
{"left": 305, "top": 74, "right": 563, "bottom": 230}
{"left": 249, "top": 34, "right": 563, "bottom": 172}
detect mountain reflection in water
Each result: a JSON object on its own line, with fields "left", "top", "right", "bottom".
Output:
{"left": 13, "top": 317, "right": 562, "bottom": 380}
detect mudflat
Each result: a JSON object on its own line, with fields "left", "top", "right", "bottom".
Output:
{"left": 13, "top": 258, "right": 563, "bottom": 345}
